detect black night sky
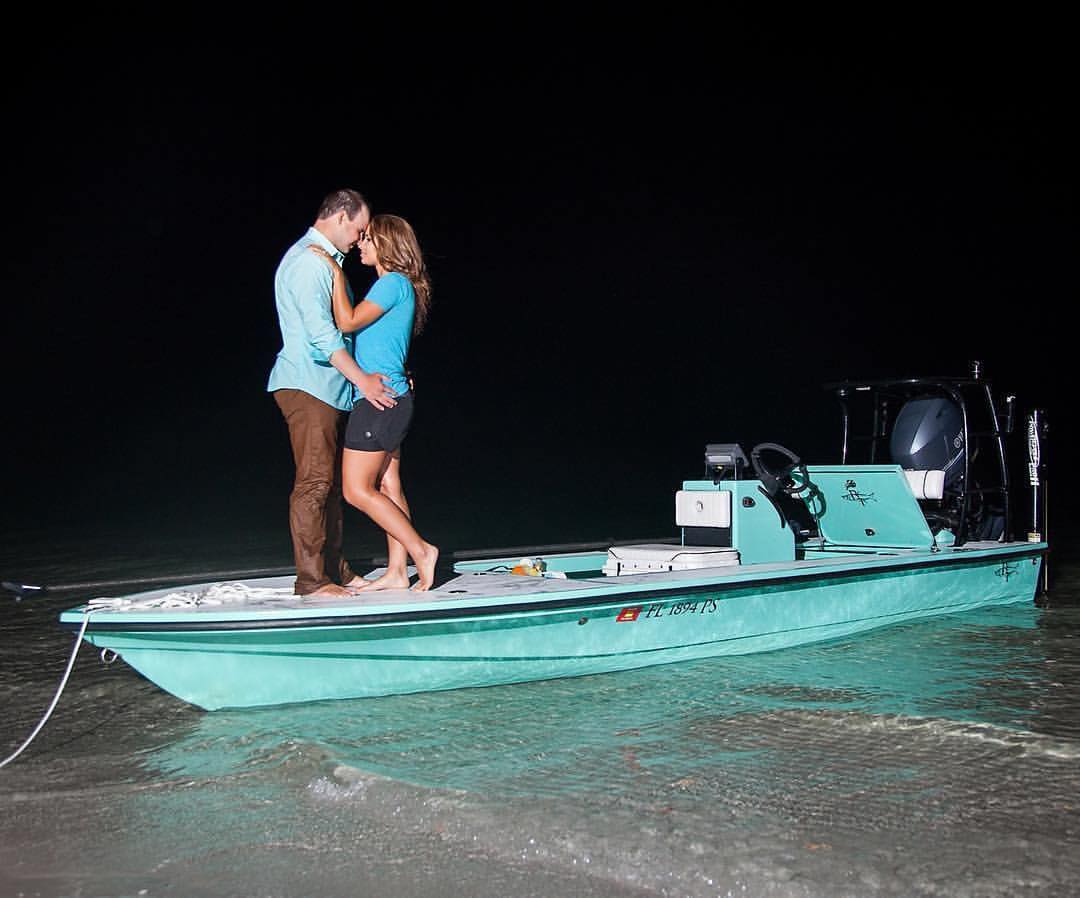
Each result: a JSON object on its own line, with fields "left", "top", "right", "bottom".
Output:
{"left": 2, "top": 42, "right": 1073, "bottom": 561}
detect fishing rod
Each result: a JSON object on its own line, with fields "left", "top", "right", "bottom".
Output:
{"left": 1, "top": 565, "right": 297, "bottom": 600}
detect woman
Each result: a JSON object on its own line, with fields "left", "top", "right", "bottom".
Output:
{"left": 311, "top": 214, "right": 437, "bottom": 591}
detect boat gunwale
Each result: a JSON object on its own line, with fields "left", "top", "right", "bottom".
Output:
{"left": 59, "top": 543, "right": 1047, "bottom": 634}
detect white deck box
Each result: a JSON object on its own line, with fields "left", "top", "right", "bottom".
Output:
{"left": 602, "top": 543, "right": 740, "bottom": 576}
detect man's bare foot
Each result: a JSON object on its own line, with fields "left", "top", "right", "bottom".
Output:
{"left": 352, "top": 571, "right": 412, "bottom": 592}
{"left": 410, "top": 544, "right": 440, "bottom": 592}
{"left": 304, "top": 583, "right": 353, "bottom": 598}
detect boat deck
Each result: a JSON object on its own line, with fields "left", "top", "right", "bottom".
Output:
{"left": 59, "top": 540, "right": 1043, "bottom": 627}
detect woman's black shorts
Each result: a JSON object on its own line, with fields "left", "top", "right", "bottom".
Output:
{"left": 344, "top": 392, "right": 414, "bottom": 453}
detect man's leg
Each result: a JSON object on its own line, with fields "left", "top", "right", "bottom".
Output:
{"left": 325, "top": 411, "right": 357, "bottom": 587}
{"left": 274, "top": 389, "right": 351, "bottom": 596}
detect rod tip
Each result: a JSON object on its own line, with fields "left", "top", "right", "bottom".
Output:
{"left": 1, "top": 581, "right": 46, "bottom": 600}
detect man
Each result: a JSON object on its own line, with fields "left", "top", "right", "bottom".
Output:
{"left": 267, "top": 189, "right": 397, "bottom": 596}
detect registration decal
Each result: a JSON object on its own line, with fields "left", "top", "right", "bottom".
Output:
{"left": 618, "top": 599, "right": 722, "bottom": 621}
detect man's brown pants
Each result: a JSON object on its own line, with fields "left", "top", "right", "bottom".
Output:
{"left": 274, "top": 389, "right": 356, "bottom": 594}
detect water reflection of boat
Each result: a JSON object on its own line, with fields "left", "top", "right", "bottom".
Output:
{"left": 145, "top": 605, "right": 1047, "bottom": 792}
{"left": 59, "top": 370, "right": 1048, "bottom": 710}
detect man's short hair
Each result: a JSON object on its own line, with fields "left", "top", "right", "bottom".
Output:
{"left": 317, "top": 189, "right": 368, "bottom": 221}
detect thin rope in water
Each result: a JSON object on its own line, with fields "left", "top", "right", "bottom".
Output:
{"left": 0, "top": 612, "right": 92, "bottom": 769}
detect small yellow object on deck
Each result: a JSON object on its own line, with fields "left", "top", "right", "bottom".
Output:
{"left": 510, "top": 557, "right": 546, "bottom": 576}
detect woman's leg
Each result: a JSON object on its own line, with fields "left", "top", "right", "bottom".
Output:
{"left": 379, "top": 451, "right": 413, "bottom": 582}
{"left": 351, "top": 451, "right": 412, "bottom": 591}
{"left": 342, "top": 448, "right": 439, "bottom": 591}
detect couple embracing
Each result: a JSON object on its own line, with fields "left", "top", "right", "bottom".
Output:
{"left": 267, "top": 189, "right": 438, "bottom": 596}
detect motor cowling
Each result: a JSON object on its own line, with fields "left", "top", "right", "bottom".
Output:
{"left": 889, "top": 397, "right": 965, "bottom": 489}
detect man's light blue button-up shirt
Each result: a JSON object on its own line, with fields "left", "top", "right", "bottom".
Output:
{"left": 267, "top": 227, "right": 355, "bottom": 411}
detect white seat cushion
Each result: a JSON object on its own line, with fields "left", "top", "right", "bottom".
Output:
{"left": 608, "top": 544, "right": 737, "bottom": 563}
{"left": 602, "top": 544, "right": 740, "bottom": 576}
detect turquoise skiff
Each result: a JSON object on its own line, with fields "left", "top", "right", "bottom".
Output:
{"left": 58, "top": 371, "right": 1049, "bottom": 710}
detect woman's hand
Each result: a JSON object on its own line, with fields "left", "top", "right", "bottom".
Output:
{"left": 309, "top": 244, "right": 343, "bottom": 278}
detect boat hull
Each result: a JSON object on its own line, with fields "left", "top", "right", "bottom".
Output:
{"left": 67, "top": 547, "right": 1045, "bottom": 710}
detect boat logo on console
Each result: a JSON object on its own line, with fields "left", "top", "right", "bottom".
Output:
{"left": 842, "top": 479, "right": 876, "bottom": 506}
{"left": 995, "top": 561, "right": 1019, "bottom": 582}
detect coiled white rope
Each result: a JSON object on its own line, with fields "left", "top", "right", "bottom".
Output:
{"left": 0, "top": 611, "right": 92, "bottom": 769}
{"left": 86, "top": 581, "right": 295, "bottom": 610}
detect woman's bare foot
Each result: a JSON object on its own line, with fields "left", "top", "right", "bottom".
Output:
{"left": 304, "top": 583, "right": 353, "bottom": 598}
{"left": 352, "top": 570, "right": 412, "bottom": 592}
{"left": 410, "top": 544, "right": 440, "bottom": 592}
{"left": 343, "top": 574, "right": 379, "bottom": 593}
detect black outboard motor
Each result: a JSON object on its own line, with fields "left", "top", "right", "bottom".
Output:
{"left": 889, "top": 397, "right": 965, "bottom": 489}
{"left": 829, "top": 369, "right": 1019, "bottom": 546}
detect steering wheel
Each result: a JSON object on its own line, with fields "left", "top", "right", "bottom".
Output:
{"left": 750, "top": 442, "right": 811, "bottom": 498}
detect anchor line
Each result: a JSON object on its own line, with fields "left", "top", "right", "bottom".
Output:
{"left": 0, "top": 611, "right": 94, "bottom": 769}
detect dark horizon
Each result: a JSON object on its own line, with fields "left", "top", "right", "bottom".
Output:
{"left": 2, "top": 51, "right": 1072, "bottom": 556}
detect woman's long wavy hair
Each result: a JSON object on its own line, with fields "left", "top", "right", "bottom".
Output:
{"left": 368, "top": 214, "right": 432, "bottom": 335}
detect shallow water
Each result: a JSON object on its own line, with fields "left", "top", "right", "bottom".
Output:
{"left": 2, "top": 529, "right": 1079, "bottom": 897}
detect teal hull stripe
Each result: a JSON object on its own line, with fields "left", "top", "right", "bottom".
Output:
{"left": 117, "top": 594, "right": 989, "bottom": 661}
{"left": 67, "top": 547, "right": 1043, "bottom": 634}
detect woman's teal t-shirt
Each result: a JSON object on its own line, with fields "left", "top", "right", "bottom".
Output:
{"left": 352, "top": 271, "right": 415, "bottom": 399}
